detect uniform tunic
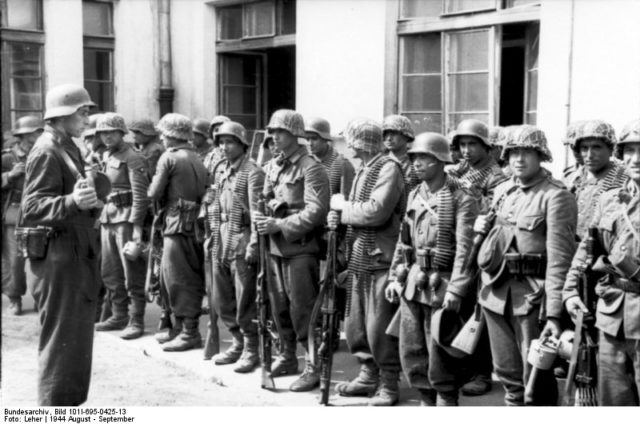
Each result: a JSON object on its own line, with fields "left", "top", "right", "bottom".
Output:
{"left": 137, "top": 141, "right": 165, "bottom": 177}
{"left": 148, "top": 145, "right": 207, "bottom": 318}
{"left": 477, "top": 169, "right": 577, "bottom": 405}
{"left": 99, "top": 142, "right": 150, "bottom": 314}
{"left": 447, "top": 158, "right": 508, "bottom": 213}
{"left": 22, "top": 126, "right": 101, "bottom": 405}
{"left": 563, "top": 181, "right": 640, "bottom": 405}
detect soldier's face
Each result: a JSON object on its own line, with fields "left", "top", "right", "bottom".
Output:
{"left": 272, "top": 129, "right": 296, "bottom": 153}
{"left": 63, "top": 107, "right": 90, "bottom": 138}
{"left": 509, "top": 148, "right": 541, "bottom": 181}
{"left": 20, "top": 130, "right": 42, "bottom": 152}
{"left": 383, "top": 131, "right": 408, "bottom": 153}
{"left": 221, "top": 135, "right": 244, "bottom": 162}
{"left": 622, "top": 143, "right": 640, "bottom": 182}
{"left": 411, "top": 153, "right": 441, "bottom": 181}
{"left": 266, "top": 139, "right": 278, "bottom": 156}
{"left": 132, "top": 130, "right": 150, "bottom": 146}
{"left": 100, "top": 130, "right": 124, "bottom": 150}
{"left": 306, "top": 133, "right": 328, "bottom": 157}
{"left": 458, "top": 136, "right": 489, "bottom": 166}
{"left": 578, "top": 138, "right": 612, "bottom": 173}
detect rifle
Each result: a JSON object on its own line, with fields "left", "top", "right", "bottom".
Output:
{"left": 203, "top": 188, "right": 220, "bottom": 360}
{"left": 145, "top": 204, "right": 172, "bottom": 331}
{"left": 254, "top": 195, "right": 276, "bottom": 390}
{"left": 563, "top": 227, "right": 599, "bottom": 406}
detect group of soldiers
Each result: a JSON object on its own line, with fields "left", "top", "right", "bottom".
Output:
{"left": 2, "top": 83, "right": 639, "bottom": 407}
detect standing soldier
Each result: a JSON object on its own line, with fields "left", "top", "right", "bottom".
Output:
{"left": 130, "top": 119, "right": 165, "bottom": 177}
{"left": 203, "top": 115, "right": 231, "bottom": 171}
{"left": 567, "top": 120, "right": 628, "bottom": 240}
{"left": 328, "top": 118, "right": 405, "bottom": 406}
{"left": 149, "top": 113, "right": 208, "bottom": 351}
{"left": 385, "top": 132, "right": 479, "bottom": 406}
{"left": 207, "top": 121, "right": 264, "bottom": 372}
{"left": 192, "top": 118, "right": 213, "bottom": 162}
{"left": 94, "top": 113, "right": 150, "bottom": 340}
{"left": 83, "top": 114, "right": 104, "bottom": 169}
{"left": 564, "top": 118, "right": 640, "bottom": 406}
{"left": 474, "top": 125, "right": 578, "bottom": 406}
{"left": 253, "top": 109, "right": 329, "bottom": 391}
{"left": 383, "top": 114, "right": 420, "bottom": 193}
{"left": 21, "top": 84, "right": 100, "bottom": 405}
{"left": 562, "top": 121, "right": 586, "bottom": 190}
{"left": 2, "top": 116, "right": 43, "bottom": 315}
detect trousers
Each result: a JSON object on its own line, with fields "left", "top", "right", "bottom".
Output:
{"left": 2, "top": 223, "right": 27, "bottom": 299}
{"left": 162, "top": 234, "right": 205, "bottom": 318}
{"left": 212, "top": 257, "right": 257, "bottom": 337}
{"left": 598, "top": 331, "right": 640, "bottom": 406}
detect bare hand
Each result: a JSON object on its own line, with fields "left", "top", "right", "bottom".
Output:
{"left": 254, "top": 214, "right": 280, "bottom": 235}
{"left": 327, "top": 210, "right": 341, "bottom": 229}
{"left": 565, "top": 296, "right": 589, "bottom": 323}
{"left": 330, "top": 194, "right": 347, "bottom": 211}
{"left": 473, "top": 214, "right": 491, "bottom": 235}
{"left": 132, "top": 224, "right": 143, "bottom": 243}
{"left": 442, "top": 292, "right": 461, "bottom": 313}
{"left": 385, "top": 281, "right": 403, "bottom": 304}
{"left": 540, "top": 317, "right": 561, "bottom": 339}
{"left": 245, "top": 248, "right": 258, "bottom": 265}
{"left": 9, "top": 162, "right": 25, "bottom": 179}
{"left": 72, "top": 179, "right": 99, "bottom": 210}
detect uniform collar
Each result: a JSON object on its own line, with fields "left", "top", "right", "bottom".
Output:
{"left": 314, "top": 145, "right": 334, "bottom": 164}
{"left": 225, "top": 154, "right": 245, "bottom": 173}
{"left": 513, "top": 168, "right": 547, "bottom": 190}
{"left": 279, "top": 145, "right": 306, "bottom": 166}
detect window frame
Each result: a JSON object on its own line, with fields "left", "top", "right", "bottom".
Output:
{"left": 82, "top": 0, "right": 115, "bottom": 112}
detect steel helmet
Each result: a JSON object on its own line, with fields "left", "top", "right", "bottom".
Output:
{"left": 574, "top": 119, "right": 617, "bottom": 149}
{"left": 192, "top": 118, "right": 211, "bottom": 138}
{"left": 208, "top": 115, "right": 231, "bottom": 135}
{"left": 12, "top": 116, "right": 44, "bottom": 136}
{"left": 95, "top": 112, "right": 128, "bottom": 135}
{"left": 382, "top": 114, "right": 415, "bottom": 141}
{"left": 215, "top": 121, "right": 248, "bottom": 146}
{"left": 488, "top": 126, "right": 504, "bottom": 147}
{"left": 501, "top": 125, "right": 552, "bottom": 162}
{"left": 44, "top": 84, "right": 95, "bottom": 120}
{"left": 157, "top": 113, "right": 193, "bottom": 141}
{"left": 342, "top": 118, "right": 382, "bottom": 154}
{"left": 563, "top": 120, "right": 585, "bottom": 147}
{"left": 129, "top": 119, "right": 158, "bottom": 136}
{"left": 408, "top": 132, "right": 453, "bottom": 163}
{"left": 83, "top": 114, "right": 102, "bottom": 138}
{"left": 266, "top": 109, "right": 306, "bottom": 138}
{"left": 616, "top": 118, "right": 640, "bottom": 159}
{"left": 304, "top": 117, "right": 333, "bottom": 141}
{"left": 452, "top": 119, "right": 490, "bottom": 148}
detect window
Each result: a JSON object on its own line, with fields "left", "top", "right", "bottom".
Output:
{"left": 394, "top": 1, "right": 540, "bottom": 133}
{"left": 216, "top": 0, "right": 295, "bottom": 42}
{"left": 1, "top": 0, "right": 44, "bottom": 134}
{"left": 83, "top": 1, "right": 114, "bottom": 112}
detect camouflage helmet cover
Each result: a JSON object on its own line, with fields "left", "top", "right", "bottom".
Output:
{"left": 215, "top": 121, "right": 248, "bottom": 146}
{"left": 616, "top": 118, "right": 640, "bottom": 159}
{"left": 266, "top": 109, "right": 306, "bottom": 138}
{"left": 129, "top": 119, "right": 158, "bottom": 136}
{"left": 408, "top": 132, "right": 453, "bottom": 163}
{"left": 382, "top": 114, "right": 415, "bottom": 141}
{"left": 501, "top": 125, "right": 552, "bottom": 162}
{"left": 342, "top": 118, "right": 382, "bottom": 155}
{"left": 573, "top": 119, "right": 617, "bottom": 149}
{"left": 44, "top": 84, "right": 95, "bottom": 120}
{"left": 157, "top": 113, "right": 193, "bottom": 141}
{"left": 488, "top": 126, "right": 504, "bottom": 147}
{"left": 12, "top": 116, "right": 44, "bottom": 136}
{"left": 452, "top": 119, "right": 490, "bottom": 148}
{"left": 563, "top": 120, "right": 586, "bottom": 147}
{"left": 83, "top": 113, "right": 102, "bottom": 139}
{"left": 304, "top": 116, "right": 333, "bottom": 141}
{"left": 95, "top": 112, "right": 128, "bottom": 135}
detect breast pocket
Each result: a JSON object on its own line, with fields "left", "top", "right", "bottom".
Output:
{"left": 280, "top": 173, "right": 304, "bottom": 207}
{"left": 516, "top": 214, "right": 545, "bottom": 253}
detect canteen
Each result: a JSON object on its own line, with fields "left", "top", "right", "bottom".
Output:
{"left": 123, "top": 241, "right": 144, "bottom": 261}
{"left": 527, "top": 337, "right": 559, "bottom": 370}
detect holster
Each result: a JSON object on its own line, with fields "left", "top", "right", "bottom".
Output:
{"left": 15, "top": 226, "right": 55, "bottom": 260}
{"left": 171, "top": 198, "right": 200, "bottom": 233}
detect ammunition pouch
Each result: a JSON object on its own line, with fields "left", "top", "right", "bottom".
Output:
{"left": 15, "top": 226, "right": 55, "bottom": 260}
{"left": 504, "top": 253, "right": 546, "bottom": 277}
{"left": 170, "top": 198, "right": 200, "bottom": 233}
{"left": 267, "top": 199, "right": 290, "bottom": 218}
{"left": 106, "top": 190, "right": 133, "bottom": 207}
{"left": 415, "top": 248, "right": 451, "bottom": 272}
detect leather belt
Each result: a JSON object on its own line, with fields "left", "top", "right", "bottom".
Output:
{"left": 504, "top": 253, "right": 546, "bottom": 277}
{"left": 106, "top": 190, "right": 133, "bottom": 207}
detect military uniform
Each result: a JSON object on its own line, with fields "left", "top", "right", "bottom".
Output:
{"left": 447, "top": 158, "right": 507, "bottom": 213}
{"left": 98, "top": 126, "right": 150, "bottom": 335}
{"left": 137, "top": 141, "right": 165, "bottom": 177}
{"left": 313, "top": 144, "right": 355, "bottom": 198}
{"left": 2, "top": 143, "right": 29, "bottom": 304}
{"left": 477, "top": 126, "right": 577, "bottom": 406}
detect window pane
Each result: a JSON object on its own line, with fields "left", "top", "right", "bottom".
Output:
{"left": 218, "top": 6, "right": 242, "bottom": 41}
{"left": 9, "top": 43, "right": 42, "bottom": 77}
{"left": 85, "top": 81, "right": 113, "bottom": 112}
{"left": 449, "top": 30, "right": 489, "bottom": 72}
{"left": 402, "top": 34, "right": 441, "bottom": 74}
{"left": 6, "top": 0, "right": 41, "bottom": 30}
{"left": 445, "top": 0, "right": 495, "bottom": 14}
{"left": 509, "top": 0, "right": 540, "bottom": 7}
{"left": 527, "top": 70, "right": 537, "bottom": 111}
{"left": 279, "top": 0, "right": 296, "bottom": 35}
{"left": 449, "top": 74, "right": 489, "bottom": 111}
{"left": 223, "top": 87, "right": 257, "bottom": 115}
{"left": 447, "top": 113, "right": 488, "bottom": 132}
{"left": 84, "top": 49, "right": 112, "bottom": 81}
{"left": 227, "top": 114, "right": 258, "bottom": 131}
{"left": 403, "top": 113, "right": 442, "bottom": 134}
{"left": 11, "top": 78, "right": 43, "bottom": 110}
{"left": 400, "top": 0, "right": 441, "bottom": 19}
{"left": 402, "top": 75, "right": 441, "bottom": 111}
{"left": 83, "top": 1, "right": 112, "bottom": 36}
{"left": 244, "top": 1, "right": 275, "bottom": 38}
{"left": 223, "top": 56, "right": 257, "bottom": 86}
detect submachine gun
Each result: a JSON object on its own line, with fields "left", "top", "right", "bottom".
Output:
{"left": 254, "top": 195, "right": 276, "bottom": 390}
{"left": 144, "top": 203, "right": 173, "bottom": 332}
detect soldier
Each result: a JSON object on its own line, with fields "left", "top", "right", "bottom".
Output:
{"left": 563, "top": 118, "right": 640, "bottom": 406}
{"left": 328, "top": 118, "right": 406, "bottom": 406}
{"left": 2, "top": 116, "right": 43, "bottom": 315}
{"left": 383, "top": 114, "right": 420, "bottom": 193}
{"left": 205, "top": 121, "right": 265, "bottom": 372}
{"left": 83, "top": 114, "right": 105, "bottom": 169}
{"left": 385, "top": 132, "right": 479, "bottom": 406}
{"left": 93, "top": 113, "right": 150, "bottom": 340}
{"left": 21, "top": 84, "right": 100, "bottom": 405}
{"left": 203, "top": 115, "right": 231, "bottom": 171}
{"left": 148, "top": 113, "right": 208, "bottom": 352}
{"left": 130, "top": 119, "right": 165, "bottom": 177}
{"left": 192, "top": 118, "right": 213, "bottom": 162}
{"left": 474, "top": 125, "right": 578, "bottom": 406}
{"left": 562, "top": 120, "right": 586, "bottom": 189}
{"left": 253, "top": 109, "right": 329, "bottom": 391}
{"left": 567, "top": 120, "right": 628, "bottom": 239}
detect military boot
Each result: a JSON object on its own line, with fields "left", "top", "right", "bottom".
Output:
{"left": 289, "top": 353, "right": 320, "bottom": 392}
{"left": 99, "top": 294, "right": 112, "bottom": 322}
{"left": 234, "top": 336, "right": 260, "bottom": 373}
{"left": 120, "top": 300, "right": 145, "bottom": 340}
{"left": 436, "top": 391, "right": 459, "bottom": 406}
{"left": 214, "top": 330, "right": 244, "bottom": 365}
{"left": 270, "top": 337, "right": 299, "bottom": 376}
{"left": 156, "top": 317, "right": 181, "bottom": 344}
{"left": 418, "top": 389, "right": 437, "bottom": 406}
{"left": 461, "top": 374, "right": 492, "bottom": 396}
{"left": 163, "top": 317, "right": 203, "bottom": 352}
{"left": 95, "top": 304, "right": 128, "bottom": 331}
{"left": 335, "top": 361, "right": 379, "bottom": 397}
{"left": 369, "top": 370, "right": 399, "bottom": 406}
{"left": 8, "top": 297, "right": 22, "bottom": 316}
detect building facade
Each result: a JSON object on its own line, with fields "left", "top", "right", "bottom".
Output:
{"left": 2, "top": 0, "right": 639, "bottom": 175}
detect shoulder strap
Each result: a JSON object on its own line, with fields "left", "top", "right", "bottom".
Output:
{"left": 42, "top": 137, "right": 84, "bottom": 181}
